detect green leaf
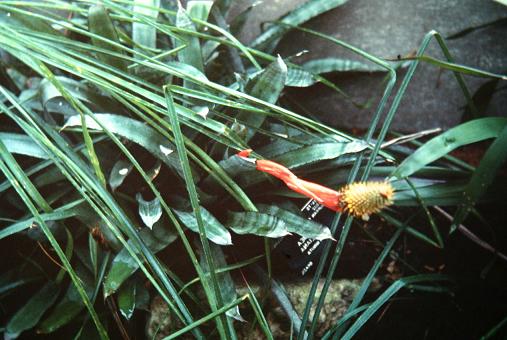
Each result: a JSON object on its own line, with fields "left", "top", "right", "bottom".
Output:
{"left": 245, "top": 282, "right": 274, "bottom": 339}
{"left": 135, "top": 278, "right": 150, "bottom": 311}
{"left": 273, "top": 141, "right": 368, "bottom": 169}
{"left": 303, "top": 58, "right": 386, "bottom": 74}
{"left": 88, "top": 233, "right": 99, "bottom": 280}
{"left": 117, "top": 277, "right": 136, "bottom": 320}
{"left": 285, "top": 67, "right": 316, "bottom": 87}
{"left": 0, "top": 132, "right": 48, "bottom": 159}
{"left": 461, "top": 78, "right": 499, "bottom": 122}
{"left": 0, "top": 269, "right": 42, "bottom": 296}
{"left": 226, "top": 205, "right": 332, "bottom": 240}
{"left": 165, "top": 87, "right": 231, "bottom": 338}
{"left": 0, "top": 199, "right": 84, "bottom": 241}
{"left": 108, "top": 160, "right": 133, "bottom": 191}
{"left": 258, "top": 204, "right": 333, "bottom": 240}
{"left": 200, "top": 243, "right": 243, "bottom": 321}
{"left": 39, "top": 76, "right": 113, "bottom": 115}
{"left": 103, "top": 220, "right": 178, "bottom": 296}
{"left": 399, "top": 55, "right": 507, "bottom": 80}
{"left": 258, "top": 133, "right": 350, "bottom": 159}
{"left": 36, "top": 51, "right": 108, "bottom": 190}
{"left": 251, "top": 0, "right": 349, "bottom": 52}
{"left": 5, "top": 282, "right": 61, "bottom": 339}
{"left": 136, "top": 193, "right": 162, "bottom": 230}
{"left": 254, "top": 266, "right": 305, "bottom": 337}
{"left": 88, "top": 5, "right": 128, "bottom": 72}
{"left": 202, "top": 40, "right": 221, "bottom": 63}
{"left": 358, "top": 228, "right": 405, "bottom": 293}
{"left": 164, "top": 295, "right": 248, "bottom": 339}
{"left": 132, "top": 0, "right": 160, "bottom": 54}
{"left": 176, "top": 3, "right": 204, "bottom": 72}
{"left": 0, "top": 7, "right": 57, "bottom": 35}
{"left": 237, "top": 55, "right": 287, "bottom": 142}
{"left": 247, "top": 55, "right": 288, "bottom": 104}
{"left": 166, "top": 61, "right": 209, "bottom": 82}
{"left": 393, "top": 181, "right": 467, "bottom": 206}
{"left": 64, "top": 113, "right": 185, "bottom": 178}
{"left": 18, "top": 88, "right": 42, "bottom": 111}
{"left": 341, "top": 275, "right": 452, "bottom": 340}
{"left": 38, "top": 266, "right": 95, "bottom": 333}
{"left": 174, "top": 207, "right": 232, "bottom": 245}
{"left": 187, "top": 1, "right": 214, "bottom": 24}
{"left": 452, "top": 124, "right": 507, "bottom": 231}
{"left": 226, "top": 211, "right": 291, "bottom": 238}
{"left": 393, "top": 118, "right": 507, "bottom": 179}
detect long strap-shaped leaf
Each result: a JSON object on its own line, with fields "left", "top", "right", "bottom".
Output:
{"left": 250, "top": 0, "right": 349, "bottom": 52}
{"left": 451, "top": 124, "right": 507, "bottom": 231}
{"left": 0, "top": 199, "right": 83, "bottom": 241}
{"left": 88, "top": 4, "right": 128, "bottom": 72}
{"left": 237, "top": 55, "right": 287, "bottom": 143}
{"left": 165, "top": 87, "right": 232, "bottom": 339}
{"left": 340, "top": 274, "right": 452, "bottom": 340}
{"left": 392, "top": 117, "right": 507, "bottom": 179}
{"left": 132, "top": 0, "right": 160, "bottom": 54}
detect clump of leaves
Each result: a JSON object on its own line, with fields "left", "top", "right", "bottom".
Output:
{"left": 0, "top": 1, "right": 505, "bottom": 339}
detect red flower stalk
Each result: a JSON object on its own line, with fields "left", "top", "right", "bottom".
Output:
{"left": 237, "top": 149, "right": 394, "bottom": 220}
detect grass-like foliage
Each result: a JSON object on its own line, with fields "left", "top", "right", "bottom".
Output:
{"left": 0, "top": 1, "right": 506, "bottom": 339}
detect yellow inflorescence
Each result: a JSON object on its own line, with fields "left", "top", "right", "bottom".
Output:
{"left": 339, "top": 181, "right": 394, "bottom": 221}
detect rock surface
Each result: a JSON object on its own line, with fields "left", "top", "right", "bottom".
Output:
{"left": 233, "top": 0, "right": 507, "bottom": 132}
{"left": 146, "top": 278, "right": 368, "bottom": 339}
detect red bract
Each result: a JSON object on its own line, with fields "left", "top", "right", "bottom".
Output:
{"left": 237, "top": 150, "right": 343, "bottom": 212}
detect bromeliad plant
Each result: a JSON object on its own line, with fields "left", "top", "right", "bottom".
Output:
{"left": 0, "top": 0, "right": 506, "bottom": 339}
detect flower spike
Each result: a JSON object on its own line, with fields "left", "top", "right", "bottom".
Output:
{"left": 237, "top": 150, "right": 394, "bottom": 220}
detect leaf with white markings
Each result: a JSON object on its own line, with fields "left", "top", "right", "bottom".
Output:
{"left": 132, "top": 0, "right": 160, "bottom": 55}
{"left": 136, "top": 193, "right": 162, "bottom": 229}
{"left": 237, "top": 56, "right": 287, "bottom": 142}
{"left": 109, "top": 160, "right": 133, "bottom": 191}
{"left": 174, "top": 207, "right": 232, "bottom": 245}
